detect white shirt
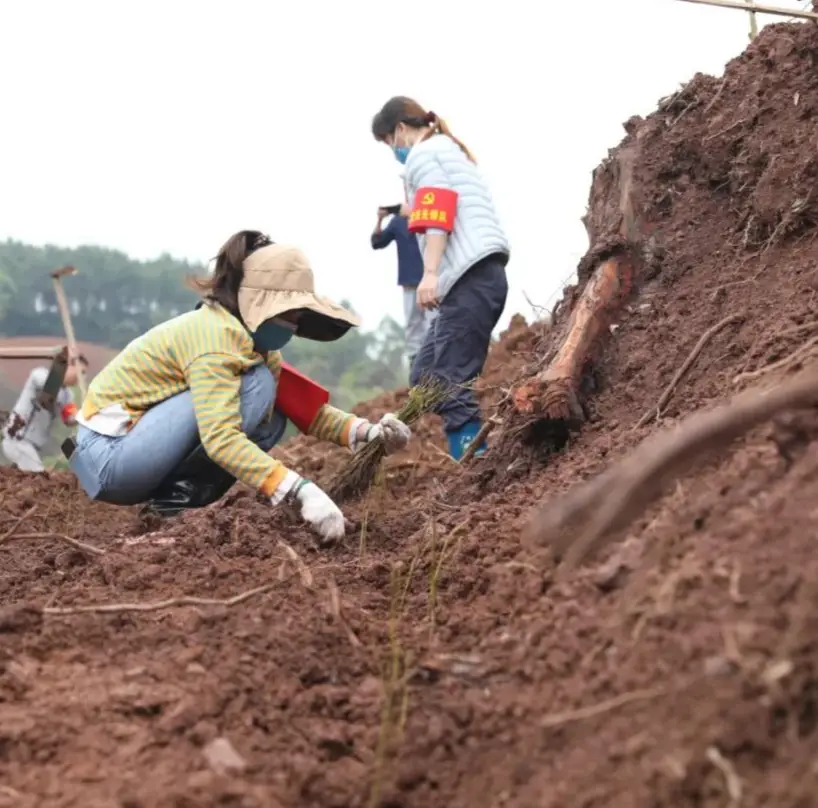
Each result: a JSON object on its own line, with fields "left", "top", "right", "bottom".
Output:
{"left": 2, "top": 367, "right": 74, "bottom": 449}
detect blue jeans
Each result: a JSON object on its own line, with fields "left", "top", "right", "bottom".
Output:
{"left": 410, "top": 255, "right": 508, "bottom": 433}
{"left": 71, "top": 364, "right": 286, "bottom": 506}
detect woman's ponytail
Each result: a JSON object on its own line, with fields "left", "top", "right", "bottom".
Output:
{"left": 426, "top": 111, "right": 476, "bottom": 163}
{"left": 371, "top": 97, "right": 476, "bottom": 163}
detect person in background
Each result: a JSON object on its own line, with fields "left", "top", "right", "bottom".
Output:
{"left": 371, "top": 96, "right": 510, "bottom": 461}
{"left": 1, "top": 351, "right": 87, "bottom": 472}
{"left": 370, "top": 205, "right": 429, "bottom": 369}
{"left": 66, "top": 230, "right": 412, "bottom": 544}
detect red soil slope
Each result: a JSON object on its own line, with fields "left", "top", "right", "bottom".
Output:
{"left": 2, "top": 21, "right": 818, "bottom": 808}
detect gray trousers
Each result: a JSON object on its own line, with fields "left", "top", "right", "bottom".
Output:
{"left": 410, "top": 255, "right": 508, "bottom": 433}
{"left": 403, "top": 286, "right": 430, "bottom": 365}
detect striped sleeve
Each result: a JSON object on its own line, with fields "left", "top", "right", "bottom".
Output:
{"left": 307, "top": 404, "right": 356, "bottom": 447}
{"left": 264, "top": 350, "right": 283, "bottom": 378}
{"left": 185, "top": 354, "right": 289, "bottom": 497}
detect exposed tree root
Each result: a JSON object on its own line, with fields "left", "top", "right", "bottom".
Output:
{"left": 524, "top": 368, "right": 818, "bottom": 568}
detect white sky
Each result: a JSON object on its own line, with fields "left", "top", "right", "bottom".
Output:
{"left": 0, "top": 0, "right": 809, "bottom": 334}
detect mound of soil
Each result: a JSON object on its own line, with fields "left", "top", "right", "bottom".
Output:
{"left": 2, "top": 21, "right": 818, "bottom": 808}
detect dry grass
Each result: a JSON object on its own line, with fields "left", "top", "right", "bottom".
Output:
{"left": 367, "top": 565, "right": 412, "bottom": 808}
{"left": 366, "top": 514, "right": 470, "bottom": 805}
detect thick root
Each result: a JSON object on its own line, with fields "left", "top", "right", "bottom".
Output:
{"left": 512, "top": 254, "right": 636, "bottom": 420}
{"left": 512, "top": 377, "right": 584, "bottom": 423}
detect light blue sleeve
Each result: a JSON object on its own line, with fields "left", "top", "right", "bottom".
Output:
{"left": 406, "top": 151, "right": 453, "bottom": 197}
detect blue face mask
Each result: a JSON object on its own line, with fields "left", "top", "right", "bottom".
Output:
{"left": 252, "top": 319, "right": 295, "bottom": 352}
{"left": 393, "top": 145, "right": 410, "bottom": 165}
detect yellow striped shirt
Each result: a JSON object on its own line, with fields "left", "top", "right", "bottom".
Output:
{"left": 80, "top": 303, "right": 355, "bottom": 496}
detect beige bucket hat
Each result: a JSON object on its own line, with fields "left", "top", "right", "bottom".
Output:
{"left": 239, "top": 243, "right": 360, "bottom": 342}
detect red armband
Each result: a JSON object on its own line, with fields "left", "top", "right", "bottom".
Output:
{"left": 275, "top": 362, "right": 330, "bottom": 434}
{"left": 407, "top": 187, "right": 458, "bottom": 234}
{"left": 61, "top": 402, "right": 78, "bottom": 424}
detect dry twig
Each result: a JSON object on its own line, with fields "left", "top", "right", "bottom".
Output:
{"left": 706, "top": 746, "right": 743, "bottom": 803}
{"left": 460, "top": 419, "right": 494, "bottom": 464}
{"left": 702, "top": 76, "right": 728, "bottom": 115}
{"left": 277, "top": 539, "right": 313, "bottom": 588}
{"left": 703, "top": 117, "right": 747, "bottom": 142}
{"left": 0, "top": 505, "right": 38, "bottom": 545}
{"left": 43, "top": 580, "right": 286, "bottom": 617}
{"left": 327, "top": 576, "right": 363, "bottom": 648}
{"left": 733, "top": 334, "right": 818, "bottom": 384}
{"left": 427, "top": 443, "right": 457, "bottom": 464}
{"left": 707, "top": 264, "right": 766, "bottom": 301}
{"left": 729, "top": 561, "right": 747, "bottom": 605}
{"left": 526, "top": 369, "right": 818, "bottom": 567}
{"left": 540, "top": 686, "right": 667, "bottom": 728}
{"left": 735, "top": 321, "right": 818, "bottom": 377}
{"left": 3, "top": 531, "right": 106, "bottom": 556}
{"left": 634, "top": 314, "right": 743, "bottom": 429}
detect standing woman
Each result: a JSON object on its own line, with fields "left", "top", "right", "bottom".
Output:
{"left": 371, "top": 97, "right": 509, "bottom": 460}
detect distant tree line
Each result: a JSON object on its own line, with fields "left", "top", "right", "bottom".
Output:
{"left": 0, "top": 239, "right": 408, "bottom": 413}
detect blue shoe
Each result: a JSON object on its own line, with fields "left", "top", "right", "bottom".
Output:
{"left": 446, "top": 421, "right": 487, "bottom": 461}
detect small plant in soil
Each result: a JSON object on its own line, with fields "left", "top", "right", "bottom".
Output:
{"left": 328, "top": 379, "right": 449, "bottom": 503}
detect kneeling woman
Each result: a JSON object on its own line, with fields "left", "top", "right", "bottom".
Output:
{"left": 68, "top": 230, "right": 411, "bottom": 542}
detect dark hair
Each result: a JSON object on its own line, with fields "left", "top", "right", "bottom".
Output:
{"left": 65, "top": 351, "right": 89, "bottom": 367}
{"left": 371, "top": 96, "right": 476, "bottom": 162}
{"left": 187, "top": 230, "right": 273, "bottom": 317}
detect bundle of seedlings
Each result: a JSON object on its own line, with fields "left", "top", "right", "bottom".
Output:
{"left": 328, "top": 379, "right": 449, "bottom": 503}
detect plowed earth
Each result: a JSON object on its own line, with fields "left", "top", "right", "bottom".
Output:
{"left": 3, "top": 21, "right": 818, "bottom": 808}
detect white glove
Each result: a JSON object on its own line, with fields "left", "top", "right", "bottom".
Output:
{"left": 348, "top": 414, "right": 412, "bottom": 455}
{"left": 271, "top": 471, "right": 345, "bottom": 542}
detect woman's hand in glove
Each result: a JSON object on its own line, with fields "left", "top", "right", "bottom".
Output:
{"left": 349, "top": 414, "right": 412, "bottom": 454}
{"left": 271, "top": 471, "right": 345, "bottom": 544}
